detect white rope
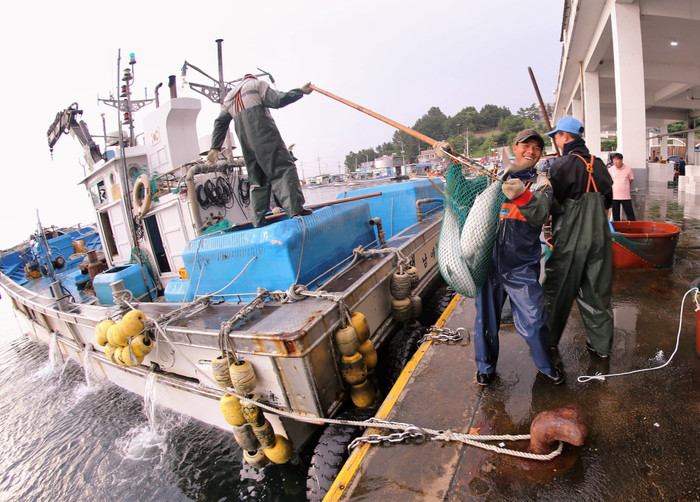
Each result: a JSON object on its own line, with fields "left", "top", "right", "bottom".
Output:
{"left": 293, "top": 215, "right": 307, "bottom": 285}
{"left": 578, "top": 287, "right": 699, "bottom": 383}
{"left": 200, "top": 255, "right": 258, "bottom": 298}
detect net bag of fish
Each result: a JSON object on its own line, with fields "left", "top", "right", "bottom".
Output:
{"left": 437, "top": 161, "right": 506, "bottom": 298}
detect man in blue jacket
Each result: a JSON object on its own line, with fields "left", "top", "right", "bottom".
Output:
{"left": 207, "top": 75, "right": 312, "bottom": 227}
{"left": 473, "top": 129, "right": 563, "bottom": 386}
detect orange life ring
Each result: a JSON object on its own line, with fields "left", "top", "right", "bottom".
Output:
{"left": 133, "top": 174, "right": 152, "bottom": 216}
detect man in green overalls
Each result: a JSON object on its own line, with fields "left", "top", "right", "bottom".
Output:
{"left": 543, "top": 117, "right": 615, "bottom": 357}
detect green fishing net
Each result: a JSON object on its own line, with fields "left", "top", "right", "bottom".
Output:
{"left": 612, "top": 231, "right": 680, "bottom": 267}
{"left": 437, "top": 161, "right": 506, "bottom": 297}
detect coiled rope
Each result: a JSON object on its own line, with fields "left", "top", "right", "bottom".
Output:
{"left": 578, "top": 287, "right": 699, "bottom": 383}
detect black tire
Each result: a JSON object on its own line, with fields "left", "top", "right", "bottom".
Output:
{"left": 306, "top": 408, "right": 374, "bottom": 502}
{"left": 376, "top": 325, "right": 425, "bottom": 395}
{"left": 422, "top": 284, "right": 456, "bottom": 325}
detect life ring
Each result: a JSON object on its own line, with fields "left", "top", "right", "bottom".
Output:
{"left": 133, "top": 174, "right": 152, "bottom": 216}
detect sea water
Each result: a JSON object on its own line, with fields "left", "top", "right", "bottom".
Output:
{"left": 0, "top": 180, "right": 394, "bottom": 501}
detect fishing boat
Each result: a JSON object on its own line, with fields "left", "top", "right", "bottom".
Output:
{"left": 0, "top": 45, "right": 445, "bottom": 475}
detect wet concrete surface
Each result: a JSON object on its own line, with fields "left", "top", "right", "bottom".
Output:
{"left": 337, "top": 185, "right": 700, "bottom": 500}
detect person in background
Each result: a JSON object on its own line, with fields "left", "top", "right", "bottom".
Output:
{"left": 433, "top": 130, "right": 563, "bottom": 386}
{"left": 608, "top": 153, "right": 636, "bottom": 221}
{"left": 543, "top": 117, "right": 614, "bottom": 358}
{"left": 207, "top": 74, "right": 313, "bottom": 227}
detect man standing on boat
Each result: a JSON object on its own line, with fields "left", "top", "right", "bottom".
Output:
{"left": 434, "top": 130, "right": 563, "bottom": 386}
{"left": 543, "top": 117, "right": 614, "bottom": 358}
{"left": 207, "top": 75, "right": 313, "bottom": 227}
{"left": 608, "top": 153, "right": 636, "bottom": 221}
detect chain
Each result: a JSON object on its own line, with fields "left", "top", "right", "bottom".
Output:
{"left": 348, "top": 426, "right": 427, "bottom": 452}
{"left": 419, "top": 326, "right": 469, "bottom": 345}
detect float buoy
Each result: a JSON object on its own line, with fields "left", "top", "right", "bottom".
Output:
{"left": 107, "top": 323, "right": 128, "bottom": 347}
{"left": 95, "top": 319, "right": 115, "bottom": 347}
{"left": 120, "top": 309, "right": 146, "bottom": 338}
{"left": 340, "top": 352, "right": 368, "bottom": 385}
{"left": 240, "top": 398, "right": 265, "bottom": 427}
{"left": 358, "top": 339, "right": 377, "bottom": 370}
{"left": 350, "top": 311, "right": 370, "bottom": 343}
{"left": 104, "top": 344, "right": 117, "bottom": 363}
{"left": 130, "top": 334, "right": 153, "bottom": 358}
{"left": 243, "top": 448, "right": 269, "bottom": 468}
{"left": 390, "top": 270, "right": 412, "bottom": 300}
{"left": 405, "top": 265, "right": 419, "bottom": 288}
{"left": 409, "top": 295, "right": 422, "bottom": 320}
{"left": 220, "top": 393, "right": 246, "bottom": 426}
{"left": 252, "top": 420, "right": 276, "bottom": 449}
{"left": 212, "top": 355, "right": 235, "bottom": 388}
{"left": 263, "top": 435, "right": 293, "bottom": 464}
{"left": 391, "top": 297, "right": 412, "bottom": 322}
{"left": 334, "top": 325, "right": 360, "bottom": 356}
{"left": 229, "top": 360, "right": 257, "bottom": 394}
{"left": 349, "top": 379, "right": 375, "bottom": 408}
{"left": 133, "top": 174, "right": 152, "bottom": 217}
{"left": 233, "top": 424, "right": 261, "bottom": 451}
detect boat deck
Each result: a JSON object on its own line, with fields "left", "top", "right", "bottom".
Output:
{"left": 328, "top": 193, "right": 700, "bottom": 500}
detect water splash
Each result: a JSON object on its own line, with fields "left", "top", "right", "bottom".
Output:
{"left": 81, "top": 344, "right": 98, "bottom": 388}
{"left": 48, "top": 332, "right": 64, "bottom": 368}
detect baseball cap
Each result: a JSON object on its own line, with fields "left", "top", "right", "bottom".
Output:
{"left": 514, "top": 129, "right": 545, "bottom": 149}
{"left": 547, "top": 117, "right": 584, "bottom": 137}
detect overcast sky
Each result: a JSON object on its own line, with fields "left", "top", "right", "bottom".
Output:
{"left": 0, "top": 0, "right": 564, "bottom": 249}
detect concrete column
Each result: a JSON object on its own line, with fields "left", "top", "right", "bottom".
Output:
{"left": 661, "top": 124, "right": 669, "bottom": 160}
{"left": 583, "top": 71, "right": 602, "bottom": 158}
{"left": 572, "top": 98, "right": 583, "bottom": 121}
{"left": 611, "top": 3, "right": 646, "bottom": 172}
{"left": 687, "top": 118, "right": 695, "bottom": 165}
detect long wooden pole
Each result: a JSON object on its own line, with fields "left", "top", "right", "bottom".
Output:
{"left": 308, "top": 84, "right": 437, "bottom": 147}
{"left": 527, "top": 67, "right": 561, "bottom": 157}
{"left": 234, "top": 191, "right": 383, "bottom": 227}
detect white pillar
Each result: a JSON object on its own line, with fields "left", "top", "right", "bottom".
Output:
{"left": 572, "top": 98, "right": 583, "bottom": 121}
{"left": 661, "top": 124, "right": 669, "bottom": 160}
{"left": 583, "top": 71, "right": 602, "bottom": 158}
{"left": 611, "top": 3, "right": 646, "bottom": 171}
{"left": 687, "top": 118, "right": 695, "bottom": 165}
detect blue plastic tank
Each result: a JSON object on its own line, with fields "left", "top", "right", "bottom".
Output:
{"left": 93, "top": 264, "right": 155, "bottom": 305}
{"left": 165, "top": 200, "right": 375, "bottom": 302}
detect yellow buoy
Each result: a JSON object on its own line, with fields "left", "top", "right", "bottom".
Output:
{"left": 334, "top": 325, "right": 359, "bottom": 356}
{"left": 229, "top": 360, "right": 257, "bottom": 394}
{"left": 391, "top": 297, "right": 412, "bottom": 322}
{"left": 263, "top": 434, "right": 293, "bottom": 464}
{"left": 340, "top": 352, "right": 368, "bottom": 385}
{"left": 120, "top": 309, "right": 146, "bottom": 338}
{"left": 220, "top": 393, "right": 246, "bottom": 426}
{"left": 211, "top": 355, "right": 235, "bottom": 388}
{"left": 252, "top": 420, "right": 276, "bottom": 449}
{"left": 107, "top": 323, "right": 128, "bottom": 347}
{"left": 104, "top": 344, "right": 118, "bottom": 363}
{"left": 350, "top": 311, "right": 370, "bottom": 343}
{"left": 243, "top": 448, "right": 269, "bottom": 468}
{"left": 113, "top": 345, "right": 127, "bottom": 366}
{"left": 119, "top": 346, "right": 142, "bottom": 367}
{"left": 95, "top": 319, "right": 115, "bottom": 347}
{"left": 358, "top": 339, "right": 378, "bottom": 370}
{"left": 240, "top": 398, "right": 265, "bottom": 427}
{"left": 350, "top": 379, "right": 376, "bottom": 408}
{"left": 130, "top": 334, "right": 154, "bottom": 358}
{"left": 409, "top": 295, "right": 422, "bottom": 320}
{"left": 233, "top": 423, "right": 261, "bottom": 451}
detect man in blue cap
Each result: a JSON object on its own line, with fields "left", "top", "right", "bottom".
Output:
{"left": 543, "top": 117, "right": 614, "bottom": 358}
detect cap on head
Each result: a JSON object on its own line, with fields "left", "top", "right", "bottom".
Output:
{"left": 547, "top": 116, "right": 584, "bottom": 137}
{"left": 514, "top": 129, "right": 545, "bottom": 149}
{"left": 243, "top": 73, "right": 258, "bottom": 80}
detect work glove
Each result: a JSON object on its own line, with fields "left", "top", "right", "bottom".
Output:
{"left": 433, "top": 141, "right": 452, "bottom": 158}
{"left": 502, "top": 178, "right": 526, "bottom": 200}
{"left": 301, "top": 82, "right": 313, "bottom": 94}
{"left": 207, "top": 148, "right": 220, "bottom": 165}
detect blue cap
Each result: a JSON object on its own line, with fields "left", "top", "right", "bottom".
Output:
{"left": 547, "top": 117, "right": 584, "bottom": 137}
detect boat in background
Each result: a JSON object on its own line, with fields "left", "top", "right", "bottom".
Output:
{"left": 0, "top": 43, "right": 445, "bottom": 476}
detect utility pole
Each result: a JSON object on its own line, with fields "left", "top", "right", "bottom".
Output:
{"left": 317, "top": 155, "right": 322, "bottom": 175}
{"left": 464, "top": 127, "right": 469, "bottom": 157}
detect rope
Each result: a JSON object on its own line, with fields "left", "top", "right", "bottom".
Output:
{"left": 578, "top": 287, "right": 699, "bottom": 383}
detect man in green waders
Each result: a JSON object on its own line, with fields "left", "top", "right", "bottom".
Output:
{"left": 207, "top": 74, "right": 312, "bottom": 227}
{"left": 544, "top": 117, "right": 614, "bottom": 357}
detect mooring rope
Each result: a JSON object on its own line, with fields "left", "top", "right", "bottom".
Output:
{"left": 577, "top": 287, "right": 699, "bottom": 383}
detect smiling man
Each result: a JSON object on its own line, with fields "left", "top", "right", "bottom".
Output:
{"left": 471, "top": 129, "right": 563, "bottom": 386}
